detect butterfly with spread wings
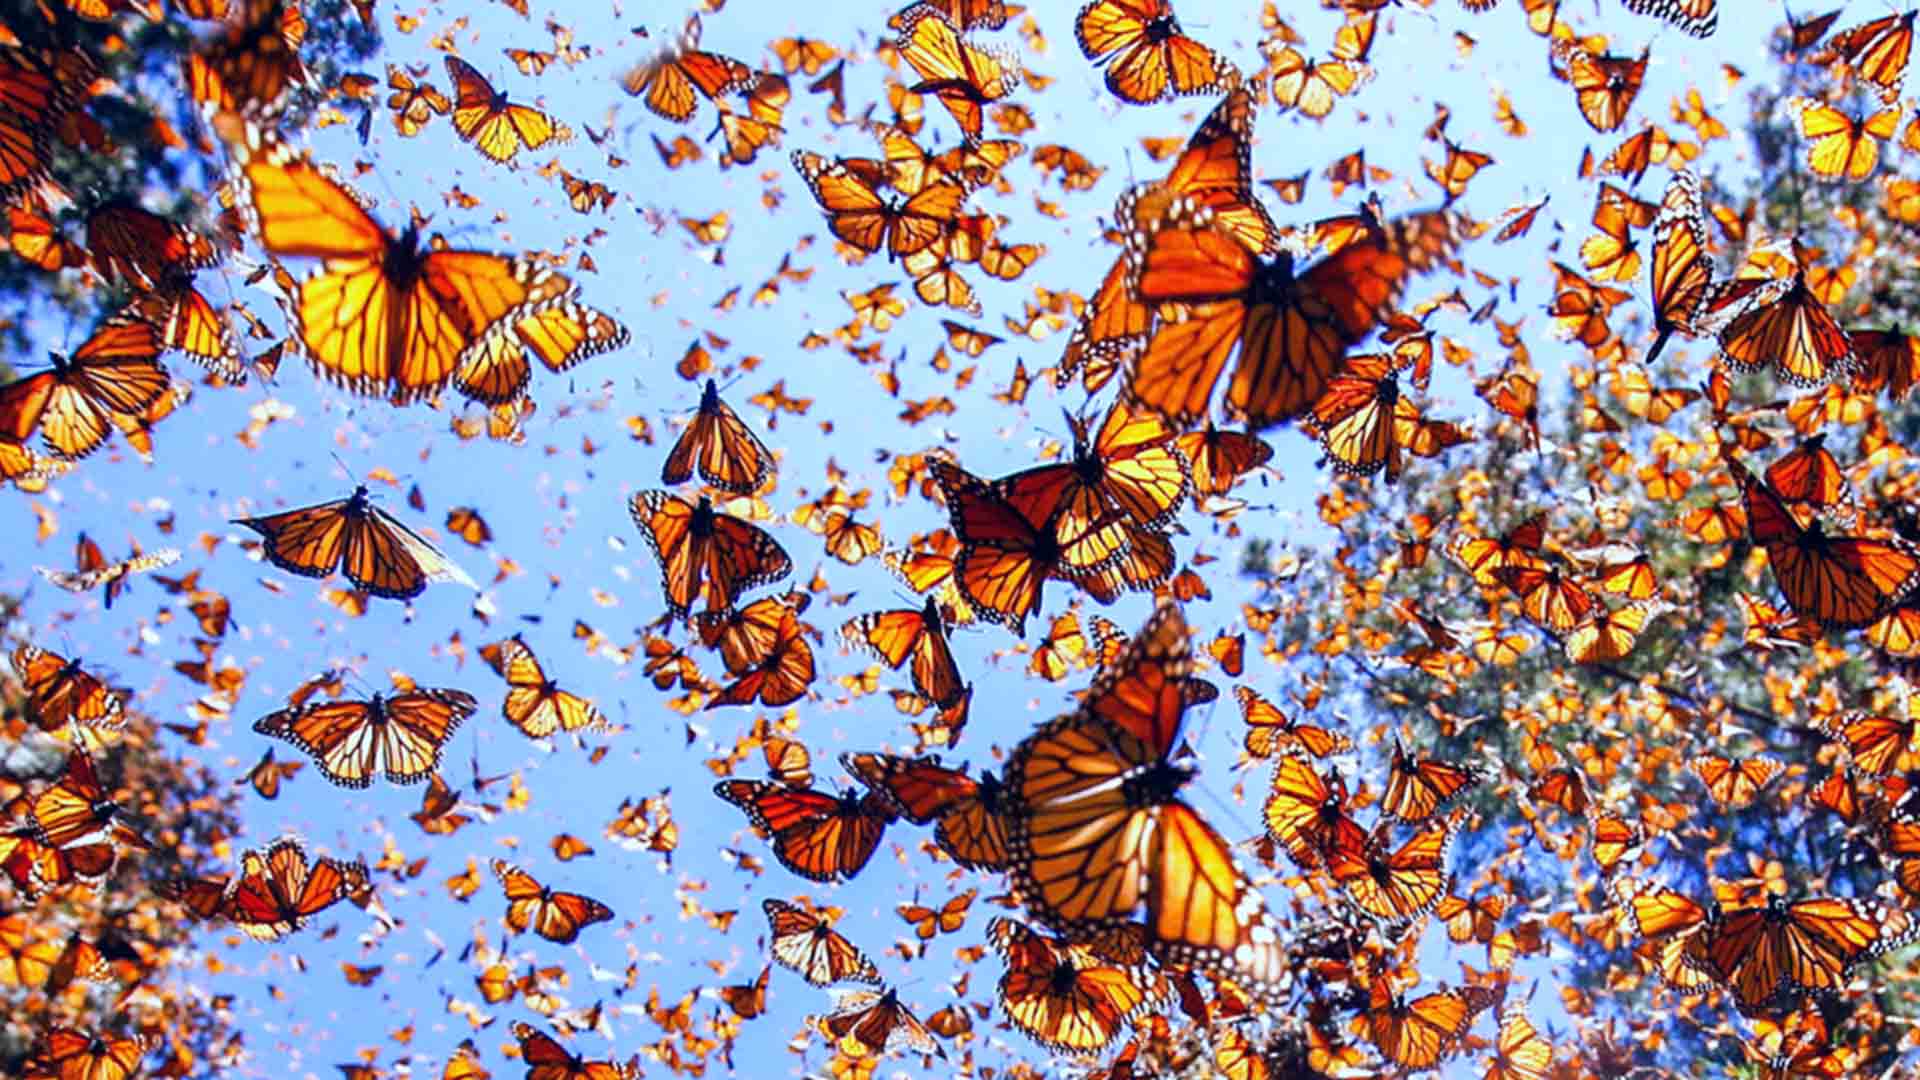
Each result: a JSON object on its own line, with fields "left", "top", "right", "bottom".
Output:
{"left": 253, "top": 687, "right": 475, "bottom": 788}
{"left": 791, "top": 149, "right": 972, "bottom": 260}
{"left": 1130, "top": 198, "right": 1464, "bottom": 429}
{"left": 511, "top": 1021, "right": 634, "bottom": 1080}
{"left": 897, "top": 7, "right": 1022, "bottom": 143}
{"left": 222, "top": 837, "right": 369, "bottom": 942}
{"left": 0, "top": 314, "right": 171, "bottom": 461}
{"left": 1729, "top": 454, "right": 1920, "bottom": 629}
{"left": 987, "top": 917, "right": 1159, "bottom": 1053}
{"left": 479, "top": 635, "right": 605, "bottom": 739}
{"left": 842, "top": 751, "right": 1012, "bottom": 870}
{"left": 9, "top": 644, "right": 121, "bottom": 733}
{"left": 763, "top": 897, "right": 882, "bottom": 986}
{"left": 1074, "top": 0, "right": 1237, "bottom": 105}
{"left": 36, "top": 533, "right": 179, "bottom": 610}
{"left": 661, "top": 379, "right": 775, "bottom": 495}
{"left": 621, "top": 14, "right": 753, "bottom": 123}
{"left": 490, "top": 859, "right": 615, "bottom": 944}
{"left": 629, "top": 491, "right": 793, "bottom": 618}
{"left": 234, "top": 485, "right": 475, "bottom": 600}
{"left": 714, "top": 779, "right": 894, "bottom": 882}
{"left": 443, "top": 56, "right": 571, "bottom": 163}
{"left": 236, "top": 143, "right": 576, "bottom": 403}
{"left": 840, "top": 596, "right": 966, "bottom": 708}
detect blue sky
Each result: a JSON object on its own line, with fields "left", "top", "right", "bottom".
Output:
{"left": 1, "top": 0, "right": 1787, "bottom": 1076}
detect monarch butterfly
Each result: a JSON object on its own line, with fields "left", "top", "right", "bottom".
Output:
{"left": 83, "top": 203, "right": 220, "bottom": 291}
{"left": 479, "top": 635, "right": 604, "bottom": 739}
{"left": 1308, "top": 351, "right": 1427, "bottom": 481}
{"left": 22, "top": 1029, "right": 156, "bottom": 1080}
{"left": 820, "top": 987, "right": 946, "bottom": 1059}
{"left": 1689, "top": 754, "right": 1784, "bottom": 809}
{"left": 253, "top": 687, "right": 475, "bottom": 788}
{"left": 237, "top": 145, "right": 575, "bottom": 403}
{"left": 763, "top": 897, "right": 881, "bottom": 986}
{"left": 1850, "top": 327, "right": 1920, "bottom": 401}
{"left": 1830, "top": 11, "right": 1914, "bottom": 102}
{"left": 841, "top": 596, "right": 965, "bottom": 708}
{"left": 1579, "top": 186, "right": 1655, "bottom": 283}
{"left": 1006, "top": 601, "right": 1290, "bottom": 1002}
{"left": 1484, "top": 1005, "right": 1555, "bottom": 1080}
{"left": 661, "top": 380, "right": 774, "bottom": 495}
{"left": 1642, "top": 169, "right": 1716, "bottom": 366}
{"left": 791, "top": 150, "right": 970, "bottom": 260}
{"left": 1380, "top": 737, "right": 1483, "bottom": 821}
{"left": 930, "top": 459, "right": 1105, "bottom": 636}
{"left": 994, "top": 400, "right": 1189, "bottom": 569}
{"left": 1358, "top": 977, "right": 1496, "bottom": 1070}
{"left": 1766, "top": 432, "right": 1843, "bottom": 507}
{"left": 714, "top": 779, "right": 894, "bottom": 882}
{"left": 510, "top": 1021, "right": 635, "bottom": 1080}
{"left": 1062, "top": 89, "right": 1272, "bottom": 391}
{"left": 42, "top": 931, "right": 110, "bottom": 996}
{"left": 123, "top": 282, "right": 244, "bottom": 384}
{"left": 7, "top": 206, "right": 85, "bottom": 272}
{"left": 1448, "top": 513, "right": 1546, "bottom": 587}
{"left": 443, "top": 56, "right": 571, "bottom": 163}
{"left": 27, "top": 746, "right": 141, "bottom": 850}
{"left": 4, "top": 826, "right": 117, "bottom": 900}
{"left": 234, "top": 485, "right": 476, "bottom": 600}
{"left": 1264, "top": 752, "right": 1367, "bottom": 868}
{"left": 620, "top": 14, "right": 752, "bottom": 123}
{"left": 1552, "top": 40, "right": 1647, "bottom": 133}
{"left": 1234, "top": 685, "right": 1351, "bottom": 760}
{"left": 1326, "top": 814, "right": 1456, "bottom": 923}
{"left": 1074, "top": 0, "right": 1237, "bottom": 105}
{"left": 898, "top": 8, "right": 1022, "bottom": 143}
{"left": 1265, "top": 42, "right": 1371, "bottom": 122}
{"left": 1176, "top": 424, "right": 1273, "bottom": 499}
{"left": 386, "top": 64, "right": 451, "bottom": 136}
{"left": 1813, "top": 710, "right": 1918, "bottom": 775}
{"left": 1715, "top": 272, "right": 1855, "bottom": 388}
{"left": 987, "top": 917, "right": 1158, "bottom": 1053}
{"left": 450, "top": 300, "right": 627, "bottom": 405}
{"left": 716, "top": 965, "right": 770, "bottom": 1020}
{"left": 1565, "top": 599, "right": 1665, "bottom": 664}
{"left": 242, "top": 747, "right": 302, "bottom": 800}
{"left": 489, "top": 859, "right": 615, "bottom": 944}
{"left": 694, "top": 591, "right": 809, "bottom": 675}
{"left": 36, "top": 533, "right": 180, "bottom": 609}
{"left": 223, "top": 837, "right": 367, "bottom": 941}
{"left": 1497, "top": 560, "right": 1594, "bottom": 635}
{"left": 0, "top": 47, "right": 82, "bottom": 201}
{"left": 629, "top": 491, "right": 793, "bottom": 618}
{"left": 184, "top": 0, "right": 306, "bottom": 117}
{"left": 1621, "top": 0, "right": 1717, "bottom": 38}
{"left": 1705, "top": 894, "right": 1890, "bottom": 1006}
{"left": 1131, "top": 198, "right": 1464, "bottom": 429}
{"left": 841, "top": 752, "right": 1012, "bottom": 870}
{"left": 0, "top": 314, "right": 170, "bottom": 461}
{"left": 9, "top": 645, "right": 120, "bottom": 733}
{"left": 1787, "top": 97, "right": 1901, "bottom": 181}
{"left": 1729, "top": 456, "right": 1919, "bottom": 629}
{"left": 898, "top": 887, "right": 975, "bottom": 940}
{"left": 888, "top": 0, "right": 1015, "bottom": 31}
{"left": 707, "top": 602, "right": 815, "bottom": 709}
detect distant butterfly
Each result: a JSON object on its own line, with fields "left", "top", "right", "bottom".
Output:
{"left": 84, "top": 203, "right": 220, "bottom": 291}
{"left": 1234, "top": 685, "right": 1351, "bottom": 760}
{"left": 1380, "top": 737, "right": 1482, "bottom": 821}
{"left": 444, "top": 56, "right": 571, "bottom": 163}
{"left": 1552, "top": 40, "right": 1647, "bottom": 133}
{"left": 490, "top": 859, "right": 615, "bottom": 944}
{"left": 450, "top": 300, "right": 628, "bottom": 406}
{"left": 253, "top": 686, "right": 476, "bottom": 788}
{"left": 233, "top": 484, "right": 476, "bottom": 600}
{"left": 1689, "top": 753, "right": 1784, "bottom": 809}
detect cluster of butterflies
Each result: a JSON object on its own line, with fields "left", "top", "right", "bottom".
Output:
{"left": 30, "top": 0, "right": 1920, "bottom": 1078}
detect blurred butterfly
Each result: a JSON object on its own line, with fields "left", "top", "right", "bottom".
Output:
{"left": 1787, "top": 97, "right": 1901, "bottom": 181}
{"left": 1830, "top": 10, "right": 1913, "bottom": 102}
{"left": 1074, "top": 0, "right": 1237, "bottom": 105}
{"left": 234, "top": 484, "right": 475, "bottom": 600}
{"left": 22, "top": 1029, "right": 156, "bottom": 1080}
{"left": 0, "top": 46, "right": 89, "bottom": 201}
{"left": 842, "top": 752, "right": 1013, "bottom": 870}
{"left": 1688, "top": 753, "right": 1784, "bottom": 809}
{"left": 253, "top": 687, "right": 476, "bottom": 788}
{"left": 0, "top": 314, "right": 170, "bottom": 461}
{"left": 621, "top": 14, "right": 752, "bottom": 123}
{"left": 762, "top": 897, "right": 882, "bottom": 986}
{"left": 715, "top": 965, "right": 769, "bottom": 1019}
{"left": 1132, "top": 198, "right": 1463, "bottom": 429}
{"left": 1814, "top": 710, "right": 1918, "bottom": 775}
{"left": 450, "top": 300, "right": 628, "bottom": 406}
{"left": 628, "top": 491, "right": 793, "bottom": 618}
{"left": 385, "top": 64, "right": 451, "bottom": 136}
{"left": 183, "top": 0, "right": 305, "bottom": 116}
{"left": 480, "top": 635, "right": 605, "bottom": 739}
{"left": 444, "top": 56, "right": 571, "bottom": 163}
{"left": 35, "top": 533, "right": 180, "bottom": 609}
{"left": 242, "top": 747, "right": 303, "bottom": 800}
{"left": 714, "top": 779, "right": 894, "bottom": 882}
{"left": 84, "top": 203, "right": 220, "bottom": 290}
{"left": 490, "top": 859, "right": 615, "bottom": 944}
